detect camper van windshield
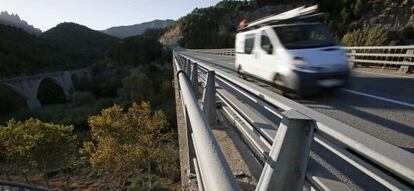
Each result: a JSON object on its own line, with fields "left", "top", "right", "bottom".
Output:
{"left": 273, "top": 24, "right": 336, "bottom": 49}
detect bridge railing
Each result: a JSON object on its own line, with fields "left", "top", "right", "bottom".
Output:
{"left": 346, "top": 46, "right": 414, "bottom": 71}
{"left": 191, "top": 48, "right": 235, "bottom": 56}
{"left": 175, "top": 50, "right": 414, "bottom": 190}
{"left": 174, "top": 55, "right": 240, "bottom": 191}
{"left": 189, "top": 45, "right": 414, "bottom": 73}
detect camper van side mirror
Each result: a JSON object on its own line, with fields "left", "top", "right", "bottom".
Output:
{"left": 263, "top": 44, "right": 273, "bottom": 54}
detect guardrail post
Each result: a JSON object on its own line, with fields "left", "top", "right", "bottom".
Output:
{"left": 256, "top": 110, "right": 314, "bottom": 191}
{"left": 190, "top": 63, "right": 199, "bottom": 94}
{"left": 182, "top": 58, "right": 187, "bottom": 72}
{"left": 182, "top": 57, "right": 186, "bottom": 68}
{"left": 180, "top": 57, "right": 185, "bottom": 69}
{"left": 350, "top": 49, "right": 357, "bottom": 68}
{"left": 202, "top": 71, "right": 216, "bottom": 126}
{"left": 399, "top": 49, "right": 413, "bottom": 74}
{"left": 184, "top": 107, "right": 197, "bottom": 176}
{"left": 186, "top": 59, "right": 192, "bottom": 75}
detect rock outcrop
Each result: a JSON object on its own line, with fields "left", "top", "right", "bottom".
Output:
{"left": 0, "top": 11, "right": 42, "bottom": 35}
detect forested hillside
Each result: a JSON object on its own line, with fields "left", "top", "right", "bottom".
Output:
{"left": 0, "top": 25, "right": 65, "bottom": 77}
{"left": 0, "top": 23, "right": 118, "bottom": 77}
{"left": 160, "top": 0, "right": 414, "bottom": 48}
{"left": 102, "top": 19, "right": 175, "bottom": 38}
{"left": 41, "top": 22, "right": 118, "bottom": 55}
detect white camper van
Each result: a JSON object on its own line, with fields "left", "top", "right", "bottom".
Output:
{"left": 235, "top": 6, "right": 350, "bottom": 94}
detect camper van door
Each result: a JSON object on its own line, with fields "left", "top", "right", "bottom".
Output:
{"left": 239, "top": 32, "right": 256, "bottom": 74}
{"left": 253, "top": 29, "right": 280, "bottom": 81}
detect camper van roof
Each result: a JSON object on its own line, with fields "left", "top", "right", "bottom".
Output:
{"left": 238, "top": 5, "right": 323, "bottom": 32}
{"left": 270, "top": 22, "right": 320, "bottom": 28}
{"left": 236, "top": 22, "right": 322, "bottom": 35}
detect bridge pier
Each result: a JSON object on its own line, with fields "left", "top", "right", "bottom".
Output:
{"left": 27, "top": 99, "right": 42, "bottom": 110}
{"left": 61, "top": 71, "right": 75, "bottom": 100}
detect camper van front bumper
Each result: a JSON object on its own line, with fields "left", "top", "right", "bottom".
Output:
{"left": 285, "top": 70, "right": 350, "bottom": 93}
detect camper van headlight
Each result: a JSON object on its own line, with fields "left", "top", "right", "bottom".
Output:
{"left": 293, "top": 57, "right": 308, "bottom": 65}
{"left": 293, "top": 57, "right": 321, "bottom": 72}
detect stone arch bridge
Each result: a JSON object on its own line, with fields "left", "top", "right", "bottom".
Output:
{"left": 0, "top": 68, "right": 91, "bottom": 110}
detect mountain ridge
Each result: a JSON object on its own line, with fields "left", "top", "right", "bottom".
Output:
{"left": 0, "top": 11, "right": 42, "bottom": 35}
{"left": 0, "top": 22, "right": 119, "bottom": 77}
{"left": 102, "top": 19, "right": 174, "bottom": 38}
{"left": 41, "top": 22, "right": 118, "bottom": 57}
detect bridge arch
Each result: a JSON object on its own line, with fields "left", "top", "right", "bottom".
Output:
{"left": 0, "top": 82, "right": 32, "bottom": 101}
{"left": 36, "top": 77, "right": 70, "bottom": 105}
{"left": 0, "top": 68, "right": 89, "bottom": 110}
{"left": 37, "top": 75, "right": 74, "bottom": 100}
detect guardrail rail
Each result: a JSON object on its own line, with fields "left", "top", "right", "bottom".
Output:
{"left": 190, "top": 45, "right": 414, "bottom": 73}
{"left": 346, "top": 46, "right": 414, "bottom": 72}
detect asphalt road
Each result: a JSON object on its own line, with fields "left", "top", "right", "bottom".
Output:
{"left": 180, "top": 50, "right": 414, "bottom": 154}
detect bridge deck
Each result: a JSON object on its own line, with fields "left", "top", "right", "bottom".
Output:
{"left": 176, "top": 50, "right": 414, "bottom": 190}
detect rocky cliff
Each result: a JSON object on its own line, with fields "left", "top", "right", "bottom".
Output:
{"left": 359, "top": 0, "right": 414, "bottom": 31}
{"left": 160, "top": 0, "right": 414, "bottom": 47}
{"left": 0, "top": 11, "right": 42, "bottom": 35}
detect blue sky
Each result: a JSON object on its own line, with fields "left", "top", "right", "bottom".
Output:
{"left": 0, "top": 0, "right": 223, "bottom": 31}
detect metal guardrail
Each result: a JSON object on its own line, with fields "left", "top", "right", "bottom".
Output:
{"left": 346, "top": 46, "right": 414, "bottom": 72}
{"left": 174, "top": 55, "right": 240, "bottom": 191}
{"left": 174, "top": 49, "right": 414, "bottom": 190}
{"left": 191, "top": 49, "right": 235, "bottom": 56}
{"left": 190, "top": 46, "right": 414, "bottom": 73}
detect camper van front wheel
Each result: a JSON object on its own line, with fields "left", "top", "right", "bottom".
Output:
{"left": 273, "top": 74, "right": 284, "bottom": 86}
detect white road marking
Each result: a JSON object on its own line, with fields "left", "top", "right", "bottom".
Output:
{"left": 354, "top": 70, "right": 414, "bottom": 79}
{"left": 343, "top": 89, "right": 414, "bottom": 108}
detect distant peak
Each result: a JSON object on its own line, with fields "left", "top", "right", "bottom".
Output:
{"left": 102, "top": 19, "right": 175, "bottom": 38}
{"left": 0, "top": 11, "right": 42, "bottom": 35}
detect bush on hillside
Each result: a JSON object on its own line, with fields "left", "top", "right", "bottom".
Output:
{"left": 403, "top": 26, "right": 414, "bottom": 39}
{"left": 72, "top": 91, "right": 96, "bottom": 106}
{"left": 0, "top": 118, "right": 77, "bottom": 188}
{"left": 117, "top": 67, "right": 154, "bottom": 105}
{"left": 341, "top": 27, "right": 390, "bottom": 46}
{"left": 87, "top": 102, "right": 177, "bottom": 190}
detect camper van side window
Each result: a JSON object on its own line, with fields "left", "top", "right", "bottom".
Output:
{"left": 261, "top": 31, "right": 273, "bottom": 54}
{"left": 244, "top": 34, "right": 255, "bottom": 54}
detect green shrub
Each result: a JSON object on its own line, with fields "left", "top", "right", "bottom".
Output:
{"left": 127, "top": 174, "right": 168, "bottom": 191}
{"left": 402, "top": 26, "right": 414, "bottom": 39}
{"left": 117, "top": 67, "right": 154, "bottom": 105}
{"left": 72, "top": 91, "right": 96, "bottom": 106}
{"left": 155, "top": 145, "right": 180, "bottom": 180}
{"left": 341, "top": 27, "right": 390, "bottom": 46}
{"left": 73, "top": 76, "right": 122, "bottom": 98}
{"left": 88, "top": 102, "right": 177, "bottom": 189}
{"left": 0, "top": 118, "right": 77, "bottom": 187}
{"left": 32, "top": 104, "right": 97, "bottom": 126}
{"left": 95, "top": 98, "right": 116, "bottom": 111}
